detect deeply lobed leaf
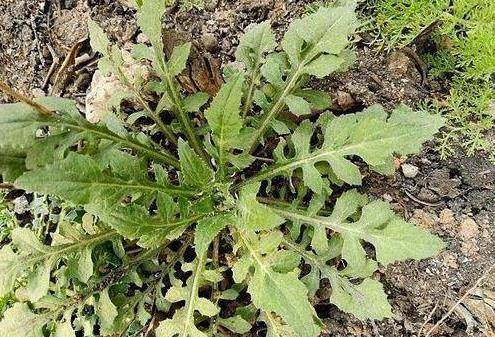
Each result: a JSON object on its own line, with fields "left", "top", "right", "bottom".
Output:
{"left": 0, "top": 227, "right": 117, "bottom": 301}
{"left": 244, "top": 104, "right": 444, "bottom": 193}
{"left": 272, "top": 189, "right": 445, "bottom": 269}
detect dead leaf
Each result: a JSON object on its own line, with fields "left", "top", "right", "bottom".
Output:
{"left": 162, "top": 29, "right": 223, "bottom": 96}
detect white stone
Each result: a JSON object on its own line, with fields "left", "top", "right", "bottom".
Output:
{"left": 401, "top": 163, "right": 419, "bottom": 178}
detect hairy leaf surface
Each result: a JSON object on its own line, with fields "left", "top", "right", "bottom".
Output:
{"left": 16, "top": 152, "right": 193, "bottom": 205}
{"left": 205, "top": 73, "right": 245, "bottom": 170}
{"left": 244, "top": 105, "right": 444, "bottom": 193}
{"left": 0, "top": 227, "right": 116, "bottom": 300}
{"left": 0, "top": 302, "right": 48, "bottom": 337}
{"left": 272, "top": 190, "right": 445, "bottom": 269}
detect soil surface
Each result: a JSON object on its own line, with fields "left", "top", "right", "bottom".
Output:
{"left": 1, "top": 1, "right": 494, "bottom": 336}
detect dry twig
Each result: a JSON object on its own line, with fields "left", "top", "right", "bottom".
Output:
{"left": 0, "top": 81, "right": 53, "bottom": 116}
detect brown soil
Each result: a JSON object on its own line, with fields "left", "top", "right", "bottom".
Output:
{"left": 0, "top": 1, "right": 494, "bottom": 336}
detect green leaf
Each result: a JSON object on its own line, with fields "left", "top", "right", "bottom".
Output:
{"left": 76, "top": 246, "right": 94, "bottom": 283}
{"left": 236, "top": 230, "right": 320, "bottom": 337}
{"left": 237, "top": 183, "right": 285, "bottom": 231}
{"left": 0, "top": 103, "right": 46, "bottom": 149}
{"left": 282, "top": 6, "right": 357, "bottom": 66}
{"left": 232, "top": 255, "right": 252, "bottom": 283}
{"left": 88, "top": 19, "right": 110, "bottom": 56}
{"left": 96, "top": 287, "right": 118, "bottom": 335}
{"left": 0, "top": 245, "right": 20, "bottom": 296}
{"left": 284, "top": 95, "right": 311, "bottom": 116}
{"left": 261, "top": 54, "right": 285, "bottom": 87}
{"left": 24, "top": 260, "right": 51, "bottom": 302}
{"left": 362, "top": 206, "right": 446, "bottom": 265}
{"left": 0, "top": 148, "right": 26, "bottom": 182}
{"left": 136, "top": 0, "right": 166, "bottom": 47}
{"left": 236, "top": 21, "right": 276, "bottom": 71}
{"left": 297, "top": 89, "right": 331, "bottom": 110}
{"left": 245, "top": 5, "right": 358, "bottom": 153}
{"left": 0, "top": 98, "right": 179, "bottom": 167}
{"left": 11, "top": 228, "right": 51, "bottom": 302}
{"left": 132, "top": 43, "right": 154, "bottom": 61}
{"left": 157, "top": 253, "right": 217, "bottom": 337}
{"left": 227, "top": 152, "right": 256, "bottom": 170}
{"left": 15, "top": 153, "right": 193, "bottom": 206}
{"left": 217, "top": 315, "right": 252, "bottom": 334}
{"left": 195, "top": 213, "right": 233, "bottom": 255}
{"left": 168, "top": 42, "right": 192, "bottom": 76}
{"left": 92, "top": 203, "right": 205, "bottom": 248}
{"left": 249, "top": 267, "right": 319, "bottom": 337}
{"left": 303, "top": 54, "right": 346, "bottom": 78}
{"left": 281, "top": 22, "right": 304, "bottom": 67}
{"left": 0, "top": 302, "right": 47, "bottom": 337}
{"left": 205, "top": 72, "right": 245, "bottom": 167}
{"left": 272, "top": 191, "right": 445, "bottom": 268}
{"left": 0, "top": 227, "right": 116, "bottom": 298}
{"left": 285, "top": 239, "right": 392, "bottom": 320}
{"left": 294, "top": 6, "right": 358, "bottom": 56}
{"left": 183, "top": 92, "right": 210, "bottom": 112}
{"left": 12, "top": 227, "right": 48, "bottom": 253}
{"left": 261, "top": 311, "right": 298, "bottom": 337}
{"left": 246, "top": 105, "right": 445, "bottom": 191}
{"left": 54, "top": 320, "right": 76, "bottom": 337}
{"left": 329, "top": 274, "right": 392, "bottom": 320}
{"left": 178, "top": 138, "right": 214, "bottom": 188}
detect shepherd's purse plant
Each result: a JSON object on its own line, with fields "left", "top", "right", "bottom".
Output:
{"left": 0, "top": 1, "right": 445, "bottom": 336}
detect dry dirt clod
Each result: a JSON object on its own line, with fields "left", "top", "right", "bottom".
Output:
{"left": 410, "top": 209, "right": 438, "bottom": 230}
{"left": 442, "top": 252, "right": 459, "bottom": 269}
{"left": 51, "top": 2, "right": 89, "bottom": 52}
{"left": 334, "top": 89, "right": 357, "bottom": 111}
{"left": 427, "top": 169, "right": 462, "bottom": 199}
{"left": 162, "top": 29, "right": 223, "bottom": 96}
{"left": 463, "top": 289, "right": 495, "bottom": 332}
{"left": 458, "top": 218, "right": 479, "bottom": 240}
{"left": 204, "top": 0, "right": 219, "bottom": 11}
{"left": 387, "top": 50, "right": 413, "bottom": 76}
{"left": 439, "top": 209, "right": 455, "bottom": 226}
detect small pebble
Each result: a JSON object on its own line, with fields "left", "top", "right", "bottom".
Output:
{"left": 401, "top": 163, "right": 419, "bottom": 178}
{"left": 63, "top": 0, "right": 78, "bottom": 9}
{"left": 382, "top": 193, "right": 393, "bottom": 202}
{"left": 201, "top": 33, "right": 218, "bottom": 52}
{"left": 31, "top": 88, "right": 45, "bottom": 98}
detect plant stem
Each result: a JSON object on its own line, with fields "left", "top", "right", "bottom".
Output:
{"left": 245, "top": 65, "right": 303, "bottom": 154}
{"left": 57, "top": 119, "right": 180, "bottom": 168}
{"left": 182, "top": 251, "right": 208, "bottom": 337}
{"left": 0, "top": 183, "right": 14, "bottom": 189}
{"left": 18, "top": 230, "right": 119, "bottom": 271}
{"left": 208, "top": 235, "right": 221, "bottom": 334}
{"left": 116, "top": 67, "right": 178, "bottom": 145}
{"left": 241, "top": 70, "right": 261, "bottom": 120}
{"left": 154, "top": 46, "right": 210, "bottom": 164}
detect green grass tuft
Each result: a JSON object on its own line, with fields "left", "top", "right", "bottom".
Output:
{"left": 365, "top": 0, "right": 495, "bottom": 159}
